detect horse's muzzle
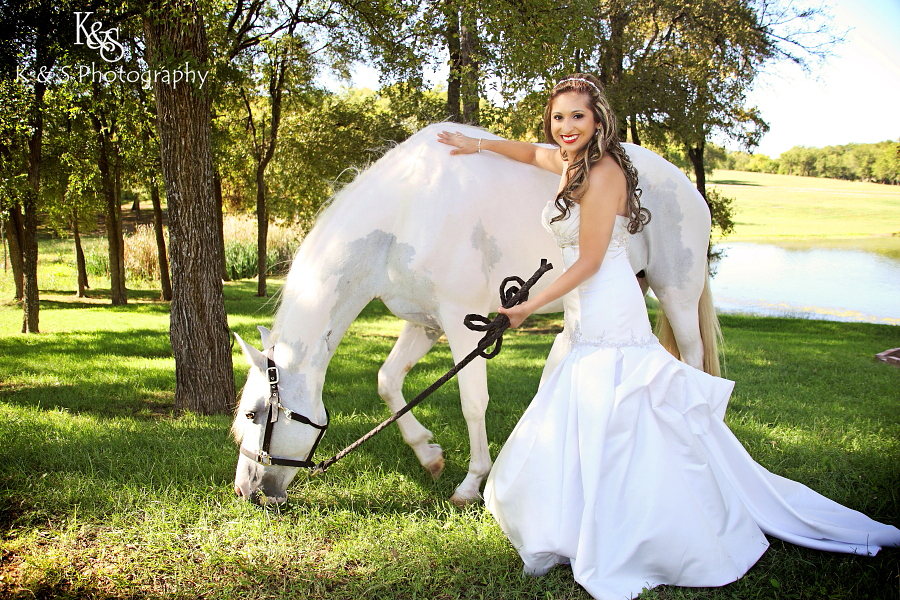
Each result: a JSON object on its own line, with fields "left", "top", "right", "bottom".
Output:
{"left": 234, "top": 456, "right": 290, "bottom": 504}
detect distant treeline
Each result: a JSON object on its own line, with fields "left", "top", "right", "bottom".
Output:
{"left": 715, "top": 140, "right": 900, "bottom": 184}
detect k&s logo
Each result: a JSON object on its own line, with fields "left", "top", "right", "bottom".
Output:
{"left": 74, "top": 12, "right": 125, "bottom": 63}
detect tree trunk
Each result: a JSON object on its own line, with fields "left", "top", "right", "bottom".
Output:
{"left": 113, "top": 142, "right": 126, "bottom": 294}
{"left": 73, "top": 209, "right": 89, "bottom": 297}
{"left": 460, "top": 16, "right": 479, "bottom": 125}
{"left": 444, "top": 2, "right": 461, "bottom": 123}
{"left": 22, "top": 81, "right": 44, "bottom": 333}
{"left": 601, "top": 2, "right": 629, "bottom": 129}
{"left": 150, "top": 182, "right": 172, "bottom": 301}
{"left": 688, "top": 143, "right": 707, "bottom": 199}
{"left": 629, "top": 115, "right": 641, "bottom": 146}
{"left": 92, "top": 92, "right": 127, "bottom": 306}
{"left": 214, "top": 169, "right": 229, "bottom": 282}
{"left": 3, "top": 202, "right": 25, "bottom": 301}
{"left": 144, "top": 1, "right": 234, "bottom": 415}
{"left": 256, "top": 165, "right": 268, "bottom": 297}
{"left": 252, "top": 57, "right": 286, "bottom": 298}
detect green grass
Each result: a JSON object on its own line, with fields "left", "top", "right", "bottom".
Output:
{"left": 710, "top": 170, "right": 900, "bottom": 251}
{"left": 1, "top": 261, "right": 898, "bottom": 598}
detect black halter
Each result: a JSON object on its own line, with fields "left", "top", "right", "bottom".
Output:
{"left": 239, "top": 356, "right": 329, "bottom": 469}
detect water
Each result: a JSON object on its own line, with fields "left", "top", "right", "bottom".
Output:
{"left": 709, "top": 242, "right": 900, "bottom": 325}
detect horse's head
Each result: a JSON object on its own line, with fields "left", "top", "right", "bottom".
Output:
{"left": 232, "top": 327, "right": 328, "bottom": 504}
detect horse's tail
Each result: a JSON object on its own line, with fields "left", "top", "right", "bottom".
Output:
{"left": 655, "top": 269, "right": 722, "bottom": 376}
{"left": 697, "top": 271, "right": 723, "bottom": 376}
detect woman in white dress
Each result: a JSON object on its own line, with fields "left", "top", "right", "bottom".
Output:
{"left": 438, "top": 74, "right": 900, "bottom": 600}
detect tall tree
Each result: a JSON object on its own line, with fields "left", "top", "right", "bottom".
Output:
{"left": 143, "top": 0, "right": 234, "bottom": 414}
{"left": 90, "top": 81, "right": 128, "bottom": 305}
{"left": 0, "top": 79, "right": 29, "bottom": 301}
{"left": 1, "top": 0, "right": 100, "bottom": 329}
{"left": 39, "top": 86, "right": 103, "bottom": 299}
{"left": 237, "top": 33, "right": 309, "bottom": 297}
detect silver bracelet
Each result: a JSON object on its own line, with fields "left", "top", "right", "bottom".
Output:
{"left": 478, "top": 138, "right": 482, "bottom": 154}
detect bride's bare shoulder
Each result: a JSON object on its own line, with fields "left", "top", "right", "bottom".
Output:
{"left": 588, "top": 154, "right": 626, "bottom": 187}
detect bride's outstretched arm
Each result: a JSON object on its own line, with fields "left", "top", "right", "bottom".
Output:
{"left": 437, "top": 130, "right": 563, "bottom": 174}
{"left": 499, "top": 158, "right": 624, "bottom": 328}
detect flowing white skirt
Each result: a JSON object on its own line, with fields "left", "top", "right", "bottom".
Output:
{"left": 484, "top": 242, "right": 900, "bottom": 600}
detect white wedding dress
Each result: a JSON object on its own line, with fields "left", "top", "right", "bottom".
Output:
{"left": 484, "top": 200, "right": 900, "bottom": 600}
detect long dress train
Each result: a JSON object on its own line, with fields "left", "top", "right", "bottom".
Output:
{"left": 483, "top": 202, "right": 900, "bottom": 600}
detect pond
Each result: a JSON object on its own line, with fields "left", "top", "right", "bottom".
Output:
{"left": 709, "top": 240, "right": 900, "bottom": 326}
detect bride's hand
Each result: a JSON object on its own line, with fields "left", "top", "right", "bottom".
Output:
{"left": 438, "top": 130, "right": 478, "bottom": 155}
{"left": 498, "top": 302, "right": 533, "bottom": 329}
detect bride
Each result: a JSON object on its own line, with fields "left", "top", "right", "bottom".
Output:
{"left": 438, "top": 74, "right": 899, "bottom": 600}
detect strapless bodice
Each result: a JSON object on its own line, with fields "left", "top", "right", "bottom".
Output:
{"left": 541, "top": 201, "right": 630, "bottom": 252}
{"left": 538, "top": 199, "right": 654, "bottom": 351}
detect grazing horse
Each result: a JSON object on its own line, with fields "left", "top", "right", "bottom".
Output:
{"left": 232, "top": 123, "right": 718, "bottom": 505}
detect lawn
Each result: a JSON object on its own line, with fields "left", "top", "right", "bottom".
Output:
{"left": 1, "top": 173, "right": 899, "bottom": 598}
{"left": 709, "top": 170, "right": 900, "bottom": 246}
{"left": 1, "top": 267, "right": 898, "bottom": 598}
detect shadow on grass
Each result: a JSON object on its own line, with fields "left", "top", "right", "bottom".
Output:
{"left": 710, "top": 178, "right": 764, "bottom": 186}
{"left": 39, "top": 288, "right": 169, "bottom": 304}
{"left": 0, "top": 327, "right": 172, "bottom": 361}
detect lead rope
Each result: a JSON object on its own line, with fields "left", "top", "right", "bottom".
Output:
{"left": 310, "top": 259, "right": 553, "bottom": 475}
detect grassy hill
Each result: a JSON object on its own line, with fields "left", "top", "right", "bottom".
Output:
{"left": 709, "top": 170, "right": 900, "bottom": 248}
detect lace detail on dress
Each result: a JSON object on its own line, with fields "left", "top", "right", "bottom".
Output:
{"left": 552, "top": 230, "right": 630, "bottom": 250}
{"left": 609, "top": 231, "right": 629, "bottom": 249}
{"left": 565, "top": 321, "right": 659, "bottom": 350}
{"left": 554, "top": 232, "right": 580, "bottom": 248}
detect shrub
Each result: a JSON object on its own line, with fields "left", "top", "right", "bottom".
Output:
{"left": 125, "top": 224, "right": 164, "bottom": 281}
{"left": 222, "top": 215, "right": 302, "bottom": 280}
{"left": 84, "top": 244, "right": 109, "bottom": 277}
{"left": 86, "top": 217, "right": 301, "bottom": 283}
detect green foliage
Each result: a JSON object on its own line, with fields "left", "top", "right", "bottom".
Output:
{"left": 719, "top": 141, "right": 900, "bottom": 183}
{"left": 704, "top": 187, "right": 736, "bottom": 236}
{"left": 259, "top": 88, "right": 412, "bottom": 227}
{"left": 83, "top": 245, "right": 110, "bottom": 278}
{"left": 220, "top": 215, "right": 302, "bottom": 280}
{"left": 222, "top": 240, "right": 292, "bottom": 280}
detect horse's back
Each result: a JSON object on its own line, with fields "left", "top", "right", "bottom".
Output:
{"left": 368, "top": 124, "right": 562, "bottom": 315}
{"left": 288, "top": 126, "right": 709, "bottom": 331}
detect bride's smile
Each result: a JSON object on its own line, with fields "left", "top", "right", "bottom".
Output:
{"left": 550, "top": 92, "right": 600, "bottom": 155}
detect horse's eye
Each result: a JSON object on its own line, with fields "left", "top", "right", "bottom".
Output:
{"left": 245, "top": 411, "right": 256, "bottom": 421}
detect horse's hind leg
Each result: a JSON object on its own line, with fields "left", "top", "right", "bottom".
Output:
{"left": 657, "top": 292, "right": 704, "bottom": 370}
{"left": 378, "top": 321, "right": 445, "bottom": 479}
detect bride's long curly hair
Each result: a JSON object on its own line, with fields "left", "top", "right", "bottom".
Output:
{"left": 543, "top": 74, "right": 650, "bottom": 234}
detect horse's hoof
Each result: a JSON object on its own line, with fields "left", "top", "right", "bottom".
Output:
{"left": 449, "top": 492, "right": 482, "bottom": 507}
{"left": 425, "top": 451, "right": 445, "bottom": 481}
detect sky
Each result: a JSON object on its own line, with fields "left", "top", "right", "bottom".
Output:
{"left": 745, "top": 0, "right": 900, "bottom": 157}
{"left": 331, "top": 0, "right": 900, "bottom": 159}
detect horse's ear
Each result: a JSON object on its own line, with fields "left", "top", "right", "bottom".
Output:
{"left": 234, "top": 332, "right": 267, "bottom": 372}
{"left": 257, "top": 326, "right": 274, "bottom": 351}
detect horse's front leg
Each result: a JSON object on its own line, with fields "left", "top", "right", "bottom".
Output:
{"left": 378, "top": 321, "right": 446, "bottom": 479}
{"left": 441, "top": 313, "right": 492, "bottom": 505}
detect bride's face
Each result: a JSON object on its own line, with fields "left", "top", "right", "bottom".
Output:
{"left": 549, "top": 92, "right": 600, "bottom": 156}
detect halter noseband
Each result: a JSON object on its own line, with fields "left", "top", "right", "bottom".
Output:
{"left": 239, "top": 356, "right": 329, "bottom": 469}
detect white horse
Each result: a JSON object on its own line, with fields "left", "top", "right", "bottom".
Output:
{"left": 232, "top": 123, "right": 719, "bottom": 504}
